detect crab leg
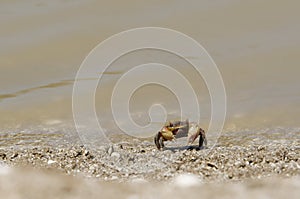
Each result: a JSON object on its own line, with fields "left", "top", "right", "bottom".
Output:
{"left": 154, "top": 131, "right": 163, "bottom": 150}
{"left": 187, "top": 123, "right": 207, "bottom": 148}
{"left": 198, "top": 128, "right": 207, "bottom": 148}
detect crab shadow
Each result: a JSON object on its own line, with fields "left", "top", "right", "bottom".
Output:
{"left": 163, "top": 145, "right": 207, "bottom": 152}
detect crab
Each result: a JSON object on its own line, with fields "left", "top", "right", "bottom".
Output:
{"left": 154, "top": 119, "right": 207, "bottom": 150}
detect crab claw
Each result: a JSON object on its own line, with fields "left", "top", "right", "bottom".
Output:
{"left": 169, "top": 119, "right": 189, "bottom": 138}
{"left": 161, "top": 127, "right": 176, "bottom": 140}
{"left": 167, "top": 125, "right": 186, "bottom": 132}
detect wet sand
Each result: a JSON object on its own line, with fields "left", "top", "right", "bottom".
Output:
{"left": 1, "top": 0, "right": 300, "bottom": 131}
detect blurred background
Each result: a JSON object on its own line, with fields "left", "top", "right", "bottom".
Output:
{"left": 1, "top": 0, "right": 300, "bottom": 141}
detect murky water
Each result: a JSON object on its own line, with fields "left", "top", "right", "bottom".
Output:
{"left": 1, "top": 0, "right": 300, "bottom": 146}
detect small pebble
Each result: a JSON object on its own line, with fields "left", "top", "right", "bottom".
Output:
{"left": 47, "top": 160, "right": 56, "bottom": 165}
{"left": 108, "top": 146, "right": 114, "bottom": 156}
{"left": 111, "top": 152, "right": 121, "bottom": 159}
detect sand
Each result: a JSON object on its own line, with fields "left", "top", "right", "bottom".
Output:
{"left": 0, "top": 130, "right": 299, "bottom": 198}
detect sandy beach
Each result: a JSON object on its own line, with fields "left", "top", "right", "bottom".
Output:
{"left": 1, "top": 0, "right": 300, "bottom": 198}
{"left": 1, "top": 130, "right": 299, "bottom": 198}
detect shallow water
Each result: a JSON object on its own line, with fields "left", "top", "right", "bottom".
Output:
{"left": 1, "top": 0, "right": 300, "bottom": 146}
